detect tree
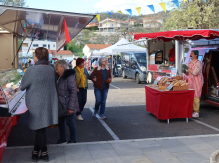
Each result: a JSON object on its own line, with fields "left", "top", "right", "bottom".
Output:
{"left": 1, "top": 0, "right": 27, "bottom": 7}
{"left": 164, "top": 0, "right": 219, "bottom": 30}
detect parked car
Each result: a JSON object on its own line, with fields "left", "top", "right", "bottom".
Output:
{"left": 121, "top": 52, "right": 147, "bottom": 84}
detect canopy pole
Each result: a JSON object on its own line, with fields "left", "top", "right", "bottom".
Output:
{"left": 175, "top": 40, "right": 183, "bottom": 75}
{"left": 143, "top": 40, "right": 149, "bottom": 71}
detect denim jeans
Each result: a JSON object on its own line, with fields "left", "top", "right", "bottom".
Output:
{"left": 76, "top": 88, "right": 87, "bottom": 116}
{"left": 58, "top": 114, "right": 77, "bottom": 142}
{"left": 94, "top": 88, "right": 109, "bottom": 115}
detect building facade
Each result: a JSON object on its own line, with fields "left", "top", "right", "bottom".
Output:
{"left": 142, "top": 17, "right": 164, "bottom": 29}
{"left": 99, "top": 18, "right": 128, "bottom": 32}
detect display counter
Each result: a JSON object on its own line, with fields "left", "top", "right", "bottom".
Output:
{"left": 145, "top": 86, "right": 194, "bottom": 123}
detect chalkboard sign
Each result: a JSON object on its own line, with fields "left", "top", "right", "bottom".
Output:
{"left": 167, "top": 84, "right": 173, "bottom": 91}
{"left": 153, "top": 80, "right": 158, "bottom": 85}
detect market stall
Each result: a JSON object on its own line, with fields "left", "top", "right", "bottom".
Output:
{"left": 0, "top": 5, "right": 95, "bottom": 161}
{"left": 146, "top": 76, "right": 195, "bottom": 123}
{"left": 134, "top": 30, "right": 219, "bottom": 83}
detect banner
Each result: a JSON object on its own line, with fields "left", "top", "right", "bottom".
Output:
{"left": 106, "top": 12, "right": 112, "bottom": 17}
{"left": 118, "top": 10, "right": 123, "bottom": 15}
{"left": 125, "top": 9, "right": 132, "bottom": 17}
{"left": 56, "top": 17, "right": 71, "bottom": 52}
{"left": 159, "top": 2, "right": 166, "bottom": 13}
{"left": 172, "top": 0, "right": 179, "bottom": 8}
{"left": 96, "top": 14, "right": 100, "bottom": 22}
{"left": 147, "top": 5, "right": 155, "bottom": 13}
{"left": 136, "top": 7, "right": 141, "bottom": 16}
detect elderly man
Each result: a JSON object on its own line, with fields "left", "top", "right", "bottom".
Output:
{"left": 183, "top": 50, "right": 203, "bottom": 118}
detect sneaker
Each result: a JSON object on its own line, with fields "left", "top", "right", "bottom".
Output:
{"left": 192, "top": 112, "right": 199, "bottom": 118}
{"left": 40, "top": 151, "right": 49, "bottom": 162}
{"left": 77, "top": 115, "right": 84, "bottom": 121}
{"left": 92, "top": 111, "right": 97, "bottom": 117}
{"left": 56, "top": 139, "right": 67, "bottom": 144}
{"left": 32, "top": 150, "right": 39, "bottom": 162}
{"left": 67, "top": 140, "right": 77, "bottom": 144}
{"left": 100, "top": 114, "right": 107, "bottom": 120}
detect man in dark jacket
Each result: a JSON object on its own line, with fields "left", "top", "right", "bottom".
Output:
{"left": 55, "top": 60, "right": 79, "bottom": 144}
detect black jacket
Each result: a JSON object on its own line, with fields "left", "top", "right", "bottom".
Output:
{"left": 57, "top": 69, "right": 79, "bottom": 115}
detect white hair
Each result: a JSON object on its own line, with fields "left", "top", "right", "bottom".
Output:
{"left": 99, "top": 57, "right": 107, "bottom": 66}
{"left": 56, "top": 60, "right": 68, "bottom": 69}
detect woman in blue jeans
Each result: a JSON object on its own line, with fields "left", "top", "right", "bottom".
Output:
{"left": 90, "top": 57, "right": 111, "bottom": 119}
{"left": 55, "top": 60, "right": 79, "bottom": 144}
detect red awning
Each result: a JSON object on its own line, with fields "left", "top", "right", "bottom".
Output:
{"left": 52, "top": 58, "right": 58, "bottom": 60}
{"left": 134, "top": 30, "right": 219, "bottom": 42}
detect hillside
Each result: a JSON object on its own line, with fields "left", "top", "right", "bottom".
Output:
{"left": 91, "top": 11, "right": 170, "bottom": 23}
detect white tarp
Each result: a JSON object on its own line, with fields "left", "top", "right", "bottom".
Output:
{"left": 92, "top": 50, "right": 104, "bottom": 56}
{"left": 99, "top": 38, "right": 146, "bottom": 55}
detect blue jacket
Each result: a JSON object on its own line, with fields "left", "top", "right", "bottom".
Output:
{"left": 73, "top": 67, "right": 90, "bottom": 88}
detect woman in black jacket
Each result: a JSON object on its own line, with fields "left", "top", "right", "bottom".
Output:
{"left": 55, "top": 60, "right": 79, "bottom": 144}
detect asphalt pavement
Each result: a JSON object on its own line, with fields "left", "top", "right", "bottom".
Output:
{"left": 6, "top": 79, "right": 219, "bottom": 147}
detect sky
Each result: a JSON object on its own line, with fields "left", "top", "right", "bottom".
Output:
{"left": 26, "top": 0, "right": 172, "bottom": 16}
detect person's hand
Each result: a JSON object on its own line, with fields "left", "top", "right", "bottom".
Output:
{"left": 182, "top": 68, "right": 186, "bottom": 74}
{"left": 93, "top": 78, "right": 97, "bottom": 82}
{"left": 182, "top": 64, "right": 189, "bottom": 70}
{"left": 77, "top": 89, "right": 79, "bottom": 92}
{"left": 68, "top": 110, "right": 74, "bottom": 114}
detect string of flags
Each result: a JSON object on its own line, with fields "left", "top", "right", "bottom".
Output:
{"left": 93, "top": 0, "right": 207, "bottom": 23}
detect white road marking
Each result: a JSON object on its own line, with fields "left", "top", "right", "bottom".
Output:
{"left": 110, "top": 84, "right": 120, "bottom": 89}
{"left": 88, "top": 107, "right": 120, "bottom": 140}
{"left": 192, "top": 118, "right": 219, "bottom": 132}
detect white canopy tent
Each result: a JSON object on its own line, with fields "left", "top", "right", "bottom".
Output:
{"left": 92, "top": 50, "right": 104, "bottom": 56}
{"left": 99, "top": 38, "right": 146, "bottom": 55}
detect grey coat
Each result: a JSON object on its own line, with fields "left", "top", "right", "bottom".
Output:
{"left": 57, "top": 69, "right": 79, "bottom": 115}
{"left": 21, "top": 65, "right": 58, "bottom": 130}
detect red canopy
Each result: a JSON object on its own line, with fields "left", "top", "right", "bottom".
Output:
{"left": 134, "top": 30, "right": 219, "bottom": 42}
{"left": 52, "top": 58, "right": 58, "bottom": 60}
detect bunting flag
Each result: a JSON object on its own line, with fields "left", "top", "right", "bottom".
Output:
{"left": 159, "top": 2, "right": 166, "bottom": 13}
{"left": 106, "top": 12, "right": 112, "bottom": 17}
{"left": 91, "top": 20, "right": 94, "bottom": 23}
{"left": 125, "top": 9, "right": 132, "bottom": 17}
{"left": 136, "top": 7, "right": 141, "bottom": 16}
{"left": 147, "top": 5, "right": 155, "bottom": 13}
{"left": 118, "top": 10, "right": 123, "bottom": 15}
{"left": 172, "top": 0, "right": 179, "bottom": 8}
{"left": 184, "top": 0, "right": 187, "bottom": 2}
{"left": 96, "top": 14, "right": 100, "bottom": 22}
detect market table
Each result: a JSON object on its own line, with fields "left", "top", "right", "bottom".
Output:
{"left": 145, "top": 86, "right": 195, "bottom": 123}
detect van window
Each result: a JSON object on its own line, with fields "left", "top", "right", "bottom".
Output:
{"left": 122, "top": 54, "right": 130, "bottom": 68}
{"left": 135, "top": 53, "right": 146, "bottom": 64}
{"left": 131, "top": 54, "right": 137, "bottom": 69}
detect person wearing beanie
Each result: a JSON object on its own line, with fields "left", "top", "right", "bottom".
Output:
{"left": 183, "top": 50, "right": 203, "bottom": 118}
{"left": 74, "top": 58, "right": 90, "bottom": 121}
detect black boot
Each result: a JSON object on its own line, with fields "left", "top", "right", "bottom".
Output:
{"left": 40, "top": 151, "right": 49, "bottom": 162}
{"left": 32, "top": 150, "right": 39, "bottom": 162}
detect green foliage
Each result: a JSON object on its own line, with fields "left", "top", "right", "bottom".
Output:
{"left": 65, "top": 41, "right": 83, "bottom": 54}
{"left": 1, "top": 0, "right": 27, "bottom": 7}
{"left": 164, "top": 0, "right": 219, "bottom": 30}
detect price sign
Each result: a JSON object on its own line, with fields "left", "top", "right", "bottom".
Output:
{"left": 167, "top": 84, "right": 173, "bottom": 91}
{"left": 153, "top": 80, "right": 158, "bottom": 85}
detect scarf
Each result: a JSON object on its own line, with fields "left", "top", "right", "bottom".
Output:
{"left": 76, "top": 66, "right": 86, "bottom": 89}
{"left": 35, "top": 60, "right": 49, "bottom": 65}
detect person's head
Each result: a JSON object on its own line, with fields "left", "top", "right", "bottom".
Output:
{"left": 74, "top": 58, "right": 76, "bottom": 60}
{"left": 95, "top": 58, "right": 98, "bottom": 61}
{"left": 76, "top": 58, "right": 85, "bottom": 68}
{"left": 34, "top": 47, "right": 49, "bottom": 62}
{"left": 55, "top": 60, "right": 68, "bottom": 76}
{"left": 99, "top": 57, "right": 108, "bottom": 67}
{"left": 109, "top": 55, "right": 112, "bottom": 59}
{"left": 190, "top": 50, "right": 199, "bottom": 61}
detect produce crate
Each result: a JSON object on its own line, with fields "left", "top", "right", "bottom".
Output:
{"left": 172, "top": 85, "right": 189, "bottom": 91}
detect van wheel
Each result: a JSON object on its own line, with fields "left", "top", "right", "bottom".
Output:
{"left": 136, "top": 73, "right": 141, "bottom": 84}
{"left": 122, "top": 70, "right": 127, "bottom": 79}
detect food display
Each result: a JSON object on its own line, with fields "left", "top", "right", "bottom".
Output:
{"left": 150, "top": 76, "right": 189, "bottom": 91}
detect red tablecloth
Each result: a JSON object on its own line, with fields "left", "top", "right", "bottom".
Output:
{"left": 145, "top": 86, "right": 194, "bottom": 120}
{"left": 0, "top": 116, "right": 19, "bottom": 161}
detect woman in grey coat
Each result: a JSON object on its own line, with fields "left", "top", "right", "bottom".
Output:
{"left": 55, "top": 60, "right": 79, "bottom": 144}
{"left": 21, "top": 47, "right": 58, "bottom": 162}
